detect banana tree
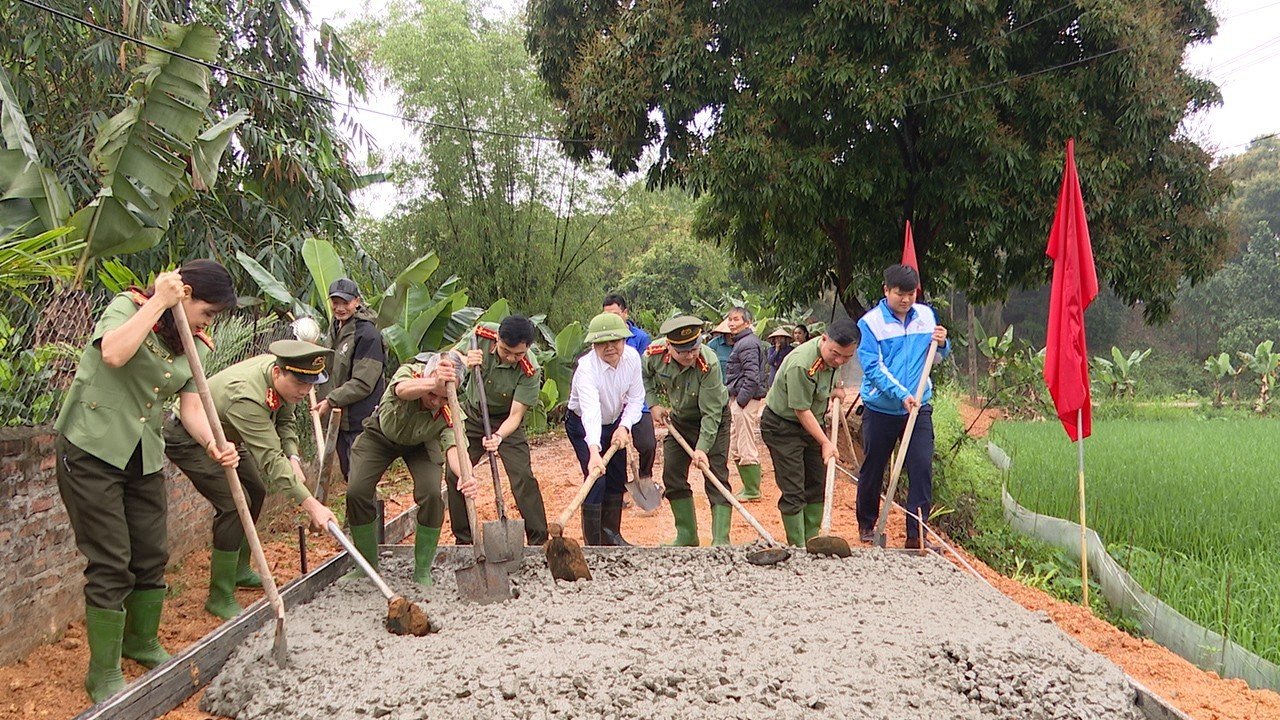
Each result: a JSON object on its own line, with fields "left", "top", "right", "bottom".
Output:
{"left": 1202, "top": 353, "right": 1237, "bottom": 408}
{"left": 1091, "top": 347, "right": 1151, "bottom": 399}
{"left": 1238, "top": 340, "right": 1279, "bottom": 414}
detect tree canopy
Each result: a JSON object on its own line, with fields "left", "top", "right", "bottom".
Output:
{"left": 527, "top": 0, "right": 1232, "bottom": 321}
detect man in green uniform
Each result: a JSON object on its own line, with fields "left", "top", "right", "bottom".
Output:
{"left": 643, "top": 316, "right": 734, "bottom": 546}
{"left": 445, "top": 315, "right": 548, "bottom": 546}
{"left": 165, "top": 340, "right": 339, "bottom": 619}
{"left": 760, "top": 318, "right": 858, "bottom": 546}
{"left": 345, "top": 351, "right": 477, "bottom": 585}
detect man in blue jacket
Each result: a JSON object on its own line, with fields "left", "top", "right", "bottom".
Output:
{"left": 603, "top": 294, "right": 656, "bottom": 487}
{"left": 854, "top": 264, "right": 949, "bottom": 550}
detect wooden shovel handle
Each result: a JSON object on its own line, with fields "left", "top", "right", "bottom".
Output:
{"left": 873, "top": 341, "right": 939, "bottom": 542}
{"left": 172, "top": 303, "right": 286, "bottom": 625}
{"left": 308, "top": 389, "right": 325, "bottom": 459}
{"left": 445, "top": 380, "right": 481, "bottom": 560}
{"left": 820, "top": 396, "right": 842, "bottom": 536}
{"left": 326, "top": 520, "right": 395, "bottom": 602}
{"left": 555, "top": 445, "right": 620, "bottom": 529}
{"left": 667, "top": 428, "right": 782, "bottom": 547}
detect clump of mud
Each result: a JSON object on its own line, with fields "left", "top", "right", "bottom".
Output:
{"left": 204, "top": 548, "right": 1145, "bottom": 720}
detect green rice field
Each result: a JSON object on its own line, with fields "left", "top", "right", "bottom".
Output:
{"left": 994, "top": 418, "right": 1280, "bottom": 665}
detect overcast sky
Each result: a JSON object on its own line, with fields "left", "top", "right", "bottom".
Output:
{"left": 309, "top": 0, "right": 1280, "bottom": 212}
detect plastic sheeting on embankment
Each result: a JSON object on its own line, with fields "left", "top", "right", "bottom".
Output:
{"left": 988, "top": 442, "right": 1280, "bottom": 693}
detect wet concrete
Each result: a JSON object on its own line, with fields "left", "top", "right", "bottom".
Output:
{"left": 204, "top": 547, "right": 1145, "bottom": 719}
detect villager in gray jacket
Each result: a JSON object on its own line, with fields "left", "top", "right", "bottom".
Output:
{"left": 724, "top": 307, "right": 767, "bottom": 501}
{"left": 316, "top": 278, "right": 388, "bottom": 479}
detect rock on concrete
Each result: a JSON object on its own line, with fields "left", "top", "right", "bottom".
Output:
{"left": 204, "top": 547, "right": 1144, "bottom": 719}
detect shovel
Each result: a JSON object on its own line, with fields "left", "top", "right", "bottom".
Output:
{"left": 873, "top": 341, "right": 939, "bottom": 548}
{"left": 326, "top": 521, "right": 435, "bottom": 636}
{"left": 806, "top": 396, "right": 852, "bottom": 557}
{"left": 625, "top": 445, "right": 663, "bottom": 512}
{"left": 469, "top": 337, "right": 524, "bottom": 569}
{"left": 545, "top": 445, "right": 619, "bottom": 582}
{"left": 314, "top": 407, "right": 342, "bottom": 504}
{"left": 446, "top": 381, "right": 514, "bottom": 604}
{"left": 172, "top": 302, "right": 288, "bottom": 666}
{"left": 666, "top": 430, "right": 790, "bottom": 566}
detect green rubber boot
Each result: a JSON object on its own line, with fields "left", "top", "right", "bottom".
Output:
{"left": 121, "top": 588, "right": 171, "bottom": 669}
{"left": 234, "top": 541, "right": 262, "bottom": 588}
{"left": 734, "top": 464, "right": 762, "bottom": 501}
{"left": 663, "top": 497, "right": 700, "bottom": 547}
{"left": 342, "top": 522, "right": 380, "bottom": 580}
{"left": 413, "top": 524, "right": 442, "bottom": 587}
{"left": 83, "top": 606, "right": 126, "bottom": 703}
{"left": 803, "top": 503, "right": 824, "bottom": 541}
{"left": 781, "top": 513, "right": 806, "bottom": 546}
{"left": 710, "top": 505, "right": 733, "bottom": 546}
{"left": 204, "top": 549, "right": 243, "bottom": 620}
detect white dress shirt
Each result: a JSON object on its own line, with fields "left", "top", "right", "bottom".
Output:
{"left": 567, "top": 345, "right": 645, "bottom": 449}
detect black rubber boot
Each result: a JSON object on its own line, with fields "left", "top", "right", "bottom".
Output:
{"left": 601, "top": 494, "right": 632, "bottom": 547}
{"left": 581, "top": 503, "right": 604, "bottom": 546}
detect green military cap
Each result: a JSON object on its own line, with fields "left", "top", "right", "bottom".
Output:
{"left": 585, "top": 312, "right": 632, "bottom": 344}
{"left": 268, "top": 339, "right": 334, "bottom": 384}
{"left": 659, "top": 315, "right": 704, "bottom": 351}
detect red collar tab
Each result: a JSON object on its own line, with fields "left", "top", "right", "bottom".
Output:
{"left": 518, "top": 356, "right": 537, "bottom": 377}
{"left": 265, "top": 387, "right": 283, "bottom": 411}
{"left": 437, "top": 404, "right": 453, "bottom": 427}
{"left": 807, "top": 357, "right": 826, "bottom": 378}
{"left": 696, "top": 354, "right": 710, "bottom": 374}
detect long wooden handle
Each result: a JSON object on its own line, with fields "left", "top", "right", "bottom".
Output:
{"left": 666, "top": 428, "right": 781, "bottom": 547}
{"left": 445, "top": 379, "right": 484, "bottom": 561}
{"left": 308, "top": 390, "right": 325, "bottom": 456}
{"left": 172, "top": 303, "right": 286, "bottom": 625}
{"left": 555, "top": 445, "right": 619, "bottom": 528}
{"left": 873, "top": 341, "right": 939, "bottom": 541}
{"left": 820, "top": 396, "right": 842, "bottom": 536}
{"left": 326, "top": 520, "right": 395, "bottom": 602}
{"left": 314, "top": 408, "right": 342, "bottom": 502}
{"left": 469, "top": 337, "right": 506, "bottom": 521}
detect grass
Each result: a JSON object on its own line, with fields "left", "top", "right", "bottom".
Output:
{"left": 994, "top": 416, "right": 1280, "bottom": 665}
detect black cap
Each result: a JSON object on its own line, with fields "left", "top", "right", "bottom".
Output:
{"left": 269, "top": 339, "right": 334, "bottom": 385}
{"left": 328, "top": 278, "right": 360, "bottom": 301}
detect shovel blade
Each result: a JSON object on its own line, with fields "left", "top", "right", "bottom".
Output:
{"left": 626, "top": 476, "right": 663, "bottom": 512}
{"left": 482, "top": 518, "right": 525, "bottom": 566}
{"left": 746, "top": 547, "right": 792, "bottom": 566}
{"left": 455, "top": 558, "right": 513, "bottom": 605}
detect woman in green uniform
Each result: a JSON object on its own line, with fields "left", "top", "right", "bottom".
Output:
{"left": 54, "top": 260, "right": 239, "bottom": 703}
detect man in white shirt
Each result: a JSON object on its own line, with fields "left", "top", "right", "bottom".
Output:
{"left": 566, "top": 312, "right": 645, "bottom": 545}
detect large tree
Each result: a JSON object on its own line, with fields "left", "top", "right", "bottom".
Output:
{"left": 527, "top": 0, "right": 1231, "bottom": 320}
{"left": 1, "top": 0, "right": 368, "bottom": 281}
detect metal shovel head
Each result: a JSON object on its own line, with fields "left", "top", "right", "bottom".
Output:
{"left": 746, "top": 546, "right": 791, "bottom": 566}
{"left": 271, "top": 618, "right": 288, "bottom": 666}
{"left": 482, "top": 517, "right": 525, "bottom": 569}
{"left": 455, "top": 557, "right": 513, "bottom": 604}
{"left": 626, "top": 474, "right": 663, "bottom": 512}
{"left": 806, "top": 535, "right": 853, "bottom": 558}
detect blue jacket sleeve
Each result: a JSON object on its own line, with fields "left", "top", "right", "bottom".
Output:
{"left": 857, "top": 318, "right": 912, "bottom": 403}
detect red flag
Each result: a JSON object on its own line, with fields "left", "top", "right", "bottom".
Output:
{"left": 902, "top": 220, "right": 922, "bottom": 297}
{"left": 1044, "top": 138, "right": 1099, "bottom": 442}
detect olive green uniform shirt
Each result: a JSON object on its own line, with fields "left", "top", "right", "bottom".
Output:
{"left": 376, "top": 362, "right": 461, "bottom": 450}
{"left": 642, "top": 342, "right": 727, "bottom": 453}
{"left": 456, "top": 322, "right": 542, "bottom": 418}
{"left": 764, "top": 337, "right": 836, "bottom": 423}
{"left": 55, "top": 293, "right": 208, "bottom": 473}
{"left": 205, "top": 354, "right": 309, "bottom": 504}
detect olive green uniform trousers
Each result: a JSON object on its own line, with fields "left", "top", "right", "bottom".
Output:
{"left": 760, "top": 407, "right": 826, "bottom": 516}
{"left": 55, "top": 436, "right": 168, "bottom": 610}
{"left": 663, "top": 409, "right": 732, "bottom": 506}
{"left": 163, "top": 417, "right": 265, "bottom": 552}
{"left": 445, "top": 414, "right": 548, "bottom": 545}
{"left": 347, "top": 422, "right": 446, "bottom": 529}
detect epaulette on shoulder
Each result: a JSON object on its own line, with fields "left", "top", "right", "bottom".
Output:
{"left": 265, "top": 387, "right": 283, "bottom": 411}
{"left": 475, "top": 325, "right": 499, "bottom": 342}
{"left": 518, "top": 356, "right": 537, "bottom": 377}
{"left": 645, "top": 343, "right": 667, "bottom": 357}
{"left": 124, "top": 287, "right": 151, "bottom": 307}
{"left": 806, "top": 357, "right": 826, "bottom": 378}
{"left": 194, "top": 329, "right": 215, "bottom": 351}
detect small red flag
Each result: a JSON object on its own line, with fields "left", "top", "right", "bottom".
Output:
{"left": 1044, "top": 138, "right": 1099, "bottom": 442}
{"left": 902, "top": 220, "right": 922, "bottom": 297}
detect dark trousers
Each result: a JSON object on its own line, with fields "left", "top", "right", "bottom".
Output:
{"left": 164, "top": 419, "right": 265, "bottom": 552}
{"left": 56, "top": 436, "right": 168, "bottom": 610}
{"left": 663, "top": 411, "right": 732, "bottom": 506}
{"left": 445, "top": 413, "right": 549, "bottom": 545}
{"left": 856, "top": 406, "right": 934, "bottom": 540}
{"left": 346, "top": 421, "right": 446, "bottom": 529}
{"left": 565, "top": 411, "right": 628, "bottom": 505}
{"left": 337, "top": 427, "right": 360, "bottom": 479}
{"left": 759, "top": 407, "right": 825, "bottom": 516}
{"left": 632, "top": 411, "right": 656, "bottom": 478}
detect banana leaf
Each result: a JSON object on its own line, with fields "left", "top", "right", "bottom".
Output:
{"left": 0, "top": 67, "right": 72, "bottom": 236}
{"left": 375, "top": 252, "right": 440, "bottom": 328}
{"left": 235, "top": 250, "right": 315, "bottom": 319}
{"left": 301, "top": 237, "right": 346, "bottom": 321}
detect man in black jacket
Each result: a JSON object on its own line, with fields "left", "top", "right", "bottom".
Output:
{"left": 724, "top": 306, "right": 767, "bottom": 500}
{"left": 317, "top": 278, "right": 387, "bottom": 479}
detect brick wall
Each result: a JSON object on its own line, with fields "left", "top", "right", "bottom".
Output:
{"left": 0, "top": 428, "right": 215, "bottom": 665}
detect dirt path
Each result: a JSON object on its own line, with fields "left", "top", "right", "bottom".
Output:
{"left": 2, "top": 414, "right": 1278, "bottom": 719}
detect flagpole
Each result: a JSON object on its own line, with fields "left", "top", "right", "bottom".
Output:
{"left": 1077, "top": 408, "right": 1089, "bottom": 607}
